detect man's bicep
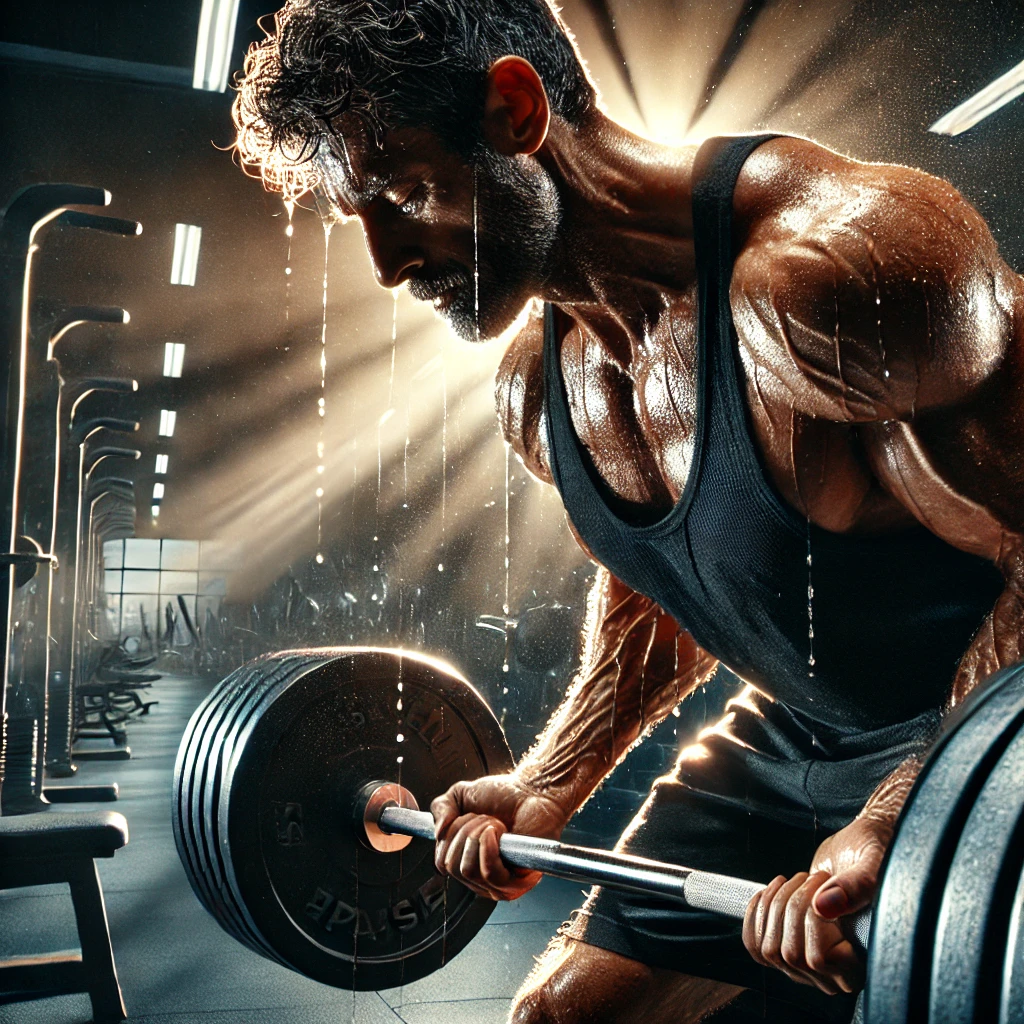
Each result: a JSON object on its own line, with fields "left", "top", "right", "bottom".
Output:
{"left": 733, "top": 151, "right": 1018, "bottom": 424}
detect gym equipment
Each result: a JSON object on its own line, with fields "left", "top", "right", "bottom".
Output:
{"left": 173, "top": 648, "right": 511, "bottom": 990}
{"left": 172, "top": 646, "right": 1024, "bottom": 1019}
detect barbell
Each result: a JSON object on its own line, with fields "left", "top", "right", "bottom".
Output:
{"left": 171, "top": 647, "right": 1024, "bottom": 1022}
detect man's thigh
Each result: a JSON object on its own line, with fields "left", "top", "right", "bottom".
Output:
{"left": 511, "top": 932, "right": 740, "bottom": 1024}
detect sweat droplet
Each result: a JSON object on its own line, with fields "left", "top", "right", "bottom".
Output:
{"left": 315, "top": 553, "right": 324, "bottom": 564}
{"left": 437, "top": 563, "right": 444, "bottom": 572}
{"left": 396, "top": 733, "right": 404, "bottom": 743}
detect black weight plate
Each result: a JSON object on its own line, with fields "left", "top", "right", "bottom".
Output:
{"left": 930, "top": 715, "right": 1024, "bottom": 1023}
{"left": 866, "top": 662, "right": 1024, "bottom": 1024}
{"left": 173, "top": 667, "right": 248, "bottom": 917}
{"left": 175, "top": 658, "right": 281, "bottom": 949}
{"left": 189, "top": 657, "right": 299, "bottom": 956}
{"left": 221, "top": 647, "right": 512, "bottom": 990}
{"left": 175, "top": 654, "right": 328, "bottom": 959}
{"left": 1000, "top": 860, "right": 1024, "bottom": 1023}
{"left": 202, "top": 653, "right": 331, "bottom": 956}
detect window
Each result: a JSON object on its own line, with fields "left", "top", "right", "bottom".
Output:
{"left": 155, "top": 454, "right": 169, "bottom": 474}
{"left": 153, "top": 483, "right": 165, "bottom": 500}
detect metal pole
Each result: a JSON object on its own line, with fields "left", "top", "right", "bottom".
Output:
{"left": 374, "top": 803, "right": 873, "bottom": 953}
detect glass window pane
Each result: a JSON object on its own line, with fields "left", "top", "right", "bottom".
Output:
{"left": 161, "top": 539, "right": 199, "bottom": 571}
{"left": 199, "top": 540, "right": 236, "bottom": 571}
{"left": 122, "top": 569, "right": 161, "bottom": 594}
{"left": 123, "top": 538, "right": 161, "bottom": 569}
{"left": 165, "top": 594, "right": 197, "bottom": 645}
{"left": 119, "top": 594, "right": 160, "bottom": 650}
{"left": 196, "top": 596, "right": 223, "bottom": 636}
{"left": 104, "top": 570, "right": 122, "bottom": 595}
{"left": 198, "top": 572, "right": 228, "bottom": 597}
{"left": 104, "top": 593, "right": 122, "bottom": 637}
{"left": 160, "top": 571, "right": 199, "bottom": 596}
{"left": 103, "top": 540, "right": 124, "bottom": 569}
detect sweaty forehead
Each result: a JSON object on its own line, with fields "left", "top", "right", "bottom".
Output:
{"left": 318, "top": 117, "right": 461, "bottom": 211}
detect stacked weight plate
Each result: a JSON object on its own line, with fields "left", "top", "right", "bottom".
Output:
{"left": 172, "top": 646, "right": 513, "bottom": 990}
{"left": 173, "top": 650, "right": 328, "bottom": 965}
{"left": 866, "top": 661, "right": 1024, "bottom": 1024}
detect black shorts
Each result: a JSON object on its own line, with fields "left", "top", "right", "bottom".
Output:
{"left": 561, "top": 688, "right": 939, "bottom": 1023}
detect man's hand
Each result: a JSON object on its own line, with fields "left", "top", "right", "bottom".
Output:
{"left": 742, "top": 816, "right": 893, "bottom": 995}
{"left": 430, "top": 774, "right": 570, "bottom": 901}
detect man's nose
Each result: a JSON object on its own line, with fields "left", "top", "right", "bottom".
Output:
{"left": 362, "top": 220, "right": 425, "bottom": 290}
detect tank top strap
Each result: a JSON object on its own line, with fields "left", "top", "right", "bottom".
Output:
{"left": 691, "top": 134, "right": 782, "bottom": 495}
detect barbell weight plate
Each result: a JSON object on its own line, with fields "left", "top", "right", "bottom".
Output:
{"left": 929, "top": 716, "right": 1024, "bottom": 1023}
{"left": 865, "top": 662, "right": 1024, "bottom": 1024}
{"left": 173, "top": 665, "right": 250, "bottom": 929}
{"left": 175, "top": 653, "right": 331, "bottom": 960}
{"left": 188, "top": 656, "right": 311, "bottom": 959}
{"left": 175, "top": 647, "right": 512, "bottom": 991}
{"left": 1000, "top": 861, "right": 1024, "bottom": 1024}
{"left": 208, "top": 652, "right": 347, "bottom": 958}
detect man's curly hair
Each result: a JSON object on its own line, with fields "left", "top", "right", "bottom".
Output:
{"left": 233, "top": 0, "right": 595, "bottom": 199}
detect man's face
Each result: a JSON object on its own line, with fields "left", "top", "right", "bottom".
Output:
{"left": 318, "top": 120, "right": 560, "bottom": 341}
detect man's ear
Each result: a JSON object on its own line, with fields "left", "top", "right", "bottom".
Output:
{"left": 482, "top": 56, "right": 550, "bottom": 156}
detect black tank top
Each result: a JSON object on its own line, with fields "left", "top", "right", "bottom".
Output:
{"left": 542, "top": 134, "right": 1002, "bottom": 730}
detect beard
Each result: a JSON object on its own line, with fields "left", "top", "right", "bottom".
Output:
{"left": 411, "top": 149, "right": 561, "bottom": 342}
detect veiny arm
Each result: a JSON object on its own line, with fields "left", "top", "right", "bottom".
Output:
{"left": 516, "top": 566, "right": 718, "bottom": 816}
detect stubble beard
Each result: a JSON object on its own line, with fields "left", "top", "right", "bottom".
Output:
{"left": 440, "top": 149, "right": 561, "bottom": 343}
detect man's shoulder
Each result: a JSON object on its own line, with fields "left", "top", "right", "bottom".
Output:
{"left": 729, "top": 136, "right": 1017, "bottom": 422}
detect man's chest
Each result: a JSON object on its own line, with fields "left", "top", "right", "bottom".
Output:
{"left": 515, "top": 295, "right": 910, "bottom": 533}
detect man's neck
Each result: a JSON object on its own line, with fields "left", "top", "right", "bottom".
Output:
{"left": 535, "top": 110, "right": 699, "bottom": 348}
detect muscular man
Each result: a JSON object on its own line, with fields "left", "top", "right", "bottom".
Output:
{"left": 234, "top": 2, "right": 1023, "bottom": 1020}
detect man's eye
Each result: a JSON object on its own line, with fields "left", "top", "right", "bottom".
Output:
{"left": 395, "top": 186, "right": 426, "bottom": 216}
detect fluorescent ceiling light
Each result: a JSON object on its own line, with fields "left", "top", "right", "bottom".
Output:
{"left": 155, "top": 454, "right": 169, "bottom": 474}
{"left": 153, "top": 483, "right": 165, "bottom": 500}
{"left": 930, "top": 58, "right": 1024, "bottom": 135}
{"left": 163, "top": 342, "right": 186, "bottom": 377}
{"left": 193, "top": 0, "right": 241, "bottom": 93}
{"left": 152, "top": 505, "right": 161, "bottom": 518}
{"left": 171, "top": 224, "right": 202, "bottom": 286}
{"left": 159, "top": 410, "right": 177, "bottom": 437}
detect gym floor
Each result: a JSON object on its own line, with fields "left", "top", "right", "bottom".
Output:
{"left": 0, "top": 675, "right": 583, "bottom": 1024}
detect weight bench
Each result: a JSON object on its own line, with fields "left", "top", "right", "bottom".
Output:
{"left": 0, "top": 810, "right": 128, "bottom": 1022}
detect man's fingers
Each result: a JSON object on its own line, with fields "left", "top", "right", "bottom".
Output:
{"left": 430, "top": 783, "right": 466, "bottom": 843}
{"left": 762, "top": 873, "right": 809, "bottom": 969}
{"left": 744, "top": 876, "right": 786, "bottom": 967}
{"left": 479, "top": 825, "right": 514, "bottom": 890}
{"left": 813, "top": 864, "right": 878, "bottom": 919}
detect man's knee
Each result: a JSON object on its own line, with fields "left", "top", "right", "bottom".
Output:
{"left": 509, "top": 985, "right": 557, "bottom": 1024}
{"left": 510, "top": 934, "right": 739, "bottom": 1024}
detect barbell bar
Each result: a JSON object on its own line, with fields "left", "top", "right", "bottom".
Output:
{"left": 365, "top": 790, "right": 872, "bottom": 950}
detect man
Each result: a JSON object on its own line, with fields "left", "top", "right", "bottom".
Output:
{"left": 233, "top": 2, "right": 1023, "bottom": 1021}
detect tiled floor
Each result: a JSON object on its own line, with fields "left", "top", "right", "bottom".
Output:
{"left": 0, "top": 675, "right": 586, "bottom": 1024}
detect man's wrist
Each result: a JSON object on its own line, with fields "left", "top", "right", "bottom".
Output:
{"left": 512, "top": 761, "right": 584, "bottom": 827}
{"left": 857, "top": 754, "right": 924, "bottom": 831}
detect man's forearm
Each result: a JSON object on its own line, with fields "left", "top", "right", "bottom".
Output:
{"left": 514, "top": 568, "right": 717, "bottom": 817}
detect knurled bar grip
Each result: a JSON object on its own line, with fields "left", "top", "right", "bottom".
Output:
{"left": 379, "top": 805, "right": 870, "bottom": 953}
